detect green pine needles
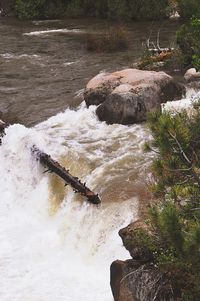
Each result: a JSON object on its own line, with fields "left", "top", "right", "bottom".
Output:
{"left": 139, "top": 107, "right": 200, "bottom": 300}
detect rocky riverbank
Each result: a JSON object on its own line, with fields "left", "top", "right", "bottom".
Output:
{"left": 84, "top": 67, "right": 200, "bottom": 301}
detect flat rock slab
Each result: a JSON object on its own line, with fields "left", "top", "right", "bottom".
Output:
{"left": 84, "top": 68, "right": 185, "bottom": 124}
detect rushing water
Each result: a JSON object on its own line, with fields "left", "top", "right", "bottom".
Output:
{"left": 0, "top": 105, "right": 153, "bottom": 301}
{"left": 0, "top": 17, "right": 183, "bottom": 301}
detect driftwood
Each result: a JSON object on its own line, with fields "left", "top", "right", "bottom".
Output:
{"left": 31, "top": 146, "right": 101, "bottom": 204}
{"left": 146, "top": 30, "right": 174, "bottom": 54}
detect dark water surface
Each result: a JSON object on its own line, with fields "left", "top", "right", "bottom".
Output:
{"left": 0, "top": 17, "right": 180, "bottom": 126}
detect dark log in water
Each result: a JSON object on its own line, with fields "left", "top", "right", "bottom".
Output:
{"left": 31, "top": 146, "right": 101, "bottom": 205}
{"left": 0, "top": 121, "right": 100, "bottom": 204}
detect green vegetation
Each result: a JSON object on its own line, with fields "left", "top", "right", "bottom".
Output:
{"left": 175, "top": 1, "right": 200, "bottom": 70}
{"left": 14, "top": 0, "right": 169, "bottom": 20}
{"left": 15, "top": 0, "right": 46, "bottom": 19}
{"left": 135, "top": 108, "right": 200, "bottom": 300}
{"left": 176, "top": 18, "right": 200, "bottom": 70}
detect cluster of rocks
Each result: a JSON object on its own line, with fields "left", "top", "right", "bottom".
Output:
{"left": 84, "top": 68, "right": 185, "bottom": 125}
{"left": 110, "top": 221, "right": 178, "bottom": 301}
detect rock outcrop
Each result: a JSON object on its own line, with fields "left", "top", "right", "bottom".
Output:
{"left": 110, "top": 221, "right": 178, "bottom": 301}
{"left": 110, "top": 260, "right": 176, "bottom": 301}
{"left": 84, "top": 69, "right": 184, "bottom": 124}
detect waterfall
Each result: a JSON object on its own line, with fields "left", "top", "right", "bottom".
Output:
{"left": 0, "top": 104, "right": 151, "bottom": 301}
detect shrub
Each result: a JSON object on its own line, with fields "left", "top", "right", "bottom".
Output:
{"left": 86, "top": 25, "right": 129, "bottom": 52}
{"left": 15, "top": 0, "right": 47, "bottom": 19}
{"left": 136, "top": 108, "right": 200, "bottom": 300}
{"left": 14, "top": 0, "right": 169, "bottom": 20}
{"left": 177, "top": 18, "right": 200, "bottom": 68}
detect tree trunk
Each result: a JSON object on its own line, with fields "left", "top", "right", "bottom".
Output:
{"left": 31, "top": 146, "right": 101, "bottom": 205}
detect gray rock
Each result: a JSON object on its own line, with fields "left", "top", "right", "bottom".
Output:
{"left": 84, "top": 69, "right": 185, "bottom": 124}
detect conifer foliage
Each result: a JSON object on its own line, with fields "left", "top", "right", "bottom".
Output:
{"left": 140, "top": 106, "right": 200, "bottom": 300}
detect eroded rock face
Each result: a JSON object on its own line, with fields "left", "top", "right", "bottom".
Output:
{"left": 84, "top": 69, "right": 184, "bottom": 124}
{"left": 110, "top": 220, "right": 178, "bottom": 301}
{"left": 110, "top": 260, "right": 176, "bottom": 301}
{"left": 119, "top": 220, "right": 153, "bottom": 262}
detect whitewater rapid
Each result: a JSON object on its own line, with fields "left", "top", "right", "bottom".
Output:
{"left": 0, "top": 104, "right": 152, "bottom": 301}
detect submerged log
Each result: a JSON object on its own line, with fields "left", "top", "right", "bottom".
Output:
{"left": 31, "top": 146, "right": 101, "bottom": 205}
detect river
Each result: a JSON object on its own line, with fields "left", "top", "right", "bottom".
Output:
{"left": 0, "top": 17, "right": 181, "bottom": 301}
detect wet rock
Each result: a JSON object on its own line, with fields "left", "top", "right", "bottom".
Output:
{"left": 84, "top": 69, "right": 184, "bottom": 124}
{"left": 110, "top": 260, "right": 176, "bottom": 301}
{"left": 84, "top": 72, "right": 121, "bottom": 106}
{"left": 119, "top": 220, "right": 153, "bottom": 262}
{"left": 110, "top": 220, "right": 178, "bottom": 301}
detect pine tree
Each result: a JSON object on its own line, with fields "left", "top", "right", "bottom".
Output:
{"left": 135, "top": 105, "right": 200, "bottom": 300}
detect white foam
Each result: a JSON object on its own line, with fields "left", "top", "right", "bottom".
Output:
{"left": 23, "top": 29, "right": 83, "bottom": 36}
{"left": 162, "top": 91, "right": 200, "bottom": 114}
{"left": 0, "top": 53, "right": 41, "bottom": 60}
{"left": 63, "top": 61, "right": 75, "bottom": 66}
{"left": 0, "top": 104, "right": 153, "bottom": 301}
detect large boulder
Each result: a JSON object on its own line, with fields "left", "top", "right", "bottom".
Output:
{"left": 84, "top": 69, "right": 184, "bottom": 124}
{"left": 119, "top": 220, "right": 153, "bottom": 262}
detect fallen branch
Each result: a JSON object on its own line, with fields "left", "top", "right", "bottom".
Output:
{"left": 0, "top": 121, "right": 100, "bottom": 204}
{"left": 146, "top": 31, "right": 174, "bottom": 54}
{"left": 31, "top": 146, "right": 101, "bottom": 205}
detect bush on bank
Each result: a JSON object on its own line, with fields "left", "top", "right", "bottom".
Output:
{"left": 14, "top": 0, "right": 169, "bottom": 20}
{"left": 176, "top": 18, "right": 200, "bottom": 70}
{"left": 135, "top": 108, "right": 200, "bottom": 300}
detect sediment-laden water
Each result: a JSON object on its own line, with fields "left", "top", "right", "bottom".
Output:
{"left": 0, "top": 17, "right": 180, "bottom": 125}
{"left": 0, "top": 17, "right": 186, "bottom": 301}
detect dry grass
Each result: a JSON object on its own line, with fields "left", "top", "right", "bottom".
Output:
{"left": 86, "top": 25, "right": 129, "bottom": 52}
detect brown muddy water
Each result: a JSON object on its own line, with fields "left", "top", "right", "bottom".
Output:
{"left": 0, "top": 17, "right": 180, "bottom": 126}
{"left": 0, "top": 17, "right": 185, "bottom": 301}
